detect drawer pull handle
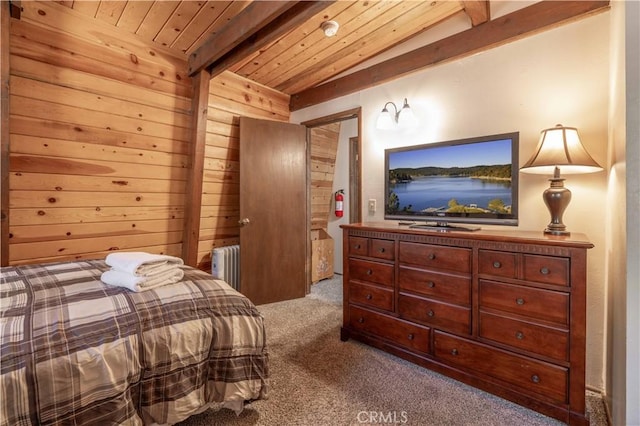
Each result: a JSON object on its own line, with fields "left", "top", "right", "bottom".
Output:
{"left": 428, "top": 253, "right": 436, "bottom": 260}
{"left": 531, "top": 375, "right": 540, "bottom": 384}
{"left": 366, "top": 294, "right": 372, "bottom": 300}
{"left": 516, "top": 298, "right": 525, "bottom": 305}
{"left": 427, "top": 309, "right": 435, "bottom": 317}
{"left": 407, "top": 333, "right": 414, "bottom": 341}
{"left": 427, "top": 281, "right": 435, "bottom": 288}
{"left": 358, "top": 317, "right": 365, "bottom": 323}
{"left": 366, "top": 269, "right": 373, "bottom": 275}
{"left": 451, "top": 349, "right": 459, "bottom": 356}
{"left": 493, "top": 261, "right": 502, "bottom": 268}
{"left": 515, "top": 331, "right": 524, "bottom": 340}
{"left": 355, "top": 244, "right": 361, "bottom": 250}
{"left": 378, "top": 248, "right": 385, "bottom": 253}
{"left": 540, "top": 267, "right": 550, "bottom": 275}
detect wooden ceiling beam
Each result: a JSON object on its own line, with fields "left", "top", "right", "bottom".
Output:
{"left": 290, "top": 0, "right": 609, "bottom": 111}
{"left": 462, "top": 1, "right": 490, "bottom": 26}
{"left": 188, "top": 1, "right": 300, "bottom": 77}
{"left": 207, "top": 1, "right": 334, "bottom": 80}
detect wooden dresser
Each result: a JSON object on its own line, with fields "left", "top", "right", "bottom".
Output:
{"left": 340, "top": 222, "right": 594, "bottom": 425}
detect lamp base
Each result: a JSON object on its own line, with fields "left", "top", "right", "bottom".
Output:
{"left": 543, "top": 174, "right": 572, "bottom": 236}
{"left": 544, "top": 227, "right": 571, "bottom": 237}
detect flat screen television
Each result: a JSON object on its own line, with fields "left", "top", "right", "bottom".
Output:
{"left": 384, "top": 132, "right": 519, "bottom": 230}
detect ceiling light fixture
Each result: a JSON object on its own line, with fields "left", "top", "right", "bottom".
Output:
{"left": 376, "top": 98, "right": 418, "bottom": 130}
{"left": 321, "top": 20, "right": 339, "bottom": 37}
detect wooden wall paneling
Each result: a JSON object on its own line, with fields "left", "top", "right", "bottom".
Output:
{"left": 10, "top": 116, "right": 190, "bottom": 156}
{"left": 10, "top": 206, "right": 184, "bottom": 227}
{"left": 10, "top": 56, "right": 191, "bottom": 114}
{"left": 309, "top": 122, "right": 340, "bottom": 231}
{"left": 10, "top": 96, "right": 189, "bottom": 142}
{"left": 9, "top": 172, "right": 185, "bottom": 194}
{"left": 10, "top": 230, "right": 184, "bottom": 263}
{"left": 1, "top": 0, "right": 9, "bottom": 266}
{"left": 182, "top": 69, "right": 210, "bottom": 267}
{"left": 195, "top": 71, "right": 290, "bottom": 269}
{"left": 10, "top": 23, "right": 190, "bottom": 98}
{"left": 9, "top": 154, "right": 188, "bottom": 181}
{"left": 211, "top": 71, "right": 290, "bottom": 113}
{"left": 8, "top": 2, "right": 192, "bottom": 265}
{"left": 9, "top": 218, "right": 185, "bottom": 244}
{"left": 10, "top": 134, "right": 188, "bottom": 169}
{"left": 16, "top": 2, "right": 189, "bottom": 81}
{"left": 10, "top": 75, "right": 191, "bottom": 129}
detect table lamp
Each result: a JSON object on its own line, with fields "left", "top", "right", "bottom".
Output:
{"left": 520, "top": 124, "right": 602, "bottom": 236}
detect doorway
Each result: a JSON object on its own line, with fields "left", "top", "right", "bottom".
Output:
{"left": 302, "top": 108, "right": 362, "bottom": 279}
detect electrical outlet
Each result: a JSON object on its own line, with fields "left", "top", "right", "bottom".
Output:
{"left": 368, "top": 199, "right": 376, "bottom": 213}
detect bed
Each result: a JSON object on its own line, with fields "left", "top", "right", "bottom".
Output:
{"left": 0, "top": 259, "right": 269, "bottom": 425}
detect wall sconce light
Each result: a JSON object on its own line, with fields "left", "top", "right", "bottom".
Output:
{"left": 520, "top": 124, "right": 602, "bottom": 235}
{"left": 321, "top": 20, "right": 339, "bottom": 37}
{"left": 376, "top": 98, "right": 418, "bottom": 130}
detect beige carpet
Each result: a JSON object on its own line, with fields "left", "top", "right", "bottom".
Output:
{"left": 178, "top": 276, "right": 607, "bottom": 426}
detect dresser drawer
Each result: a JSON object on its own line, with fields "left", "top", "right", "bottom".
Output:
{"left": 478, "top": 250, "right": 517, "bottom": 279}
{"left": 399, "top": 293, "right": 471, "bottom": 335}
{"left": 523, "top": 255, "right": 569, "bottom": 286}
{"left": 434, "top": 331, "right": 568, "bottom": 404}
{"left": 398, "top": 266, "right": 471, "bottom": 305}
{"left": 349, "top": 305, "right": 430, "bottom": 354}
{"left": 370, "top": 238, "right": 395, "bottom": 260}
{"left": 398, "top": 242, "right": 471, "bottom": 273}
{"left": 349, "top": 258, "right": 394, "bottom": 287}
{"left": 349, "top": 236, "right": 369, "bottom": 256}
{"left": 479, "top": 280, "right": 569, "bottom": 325}
{"left": 349, "top": 282, "right": 393, "bottom": 312}
{"left": 479, "top": 312, "right": 569, "bottom": 361}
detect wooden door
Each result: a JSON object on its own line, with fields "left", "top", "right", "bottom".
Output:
{"left": 238, "top": 117, "right": 307, "bottom": 305}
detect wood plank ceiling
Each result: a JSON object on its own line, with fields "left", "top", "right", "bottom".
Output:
{"left": 59, "top": 1, "right": 609, "bottom": 109}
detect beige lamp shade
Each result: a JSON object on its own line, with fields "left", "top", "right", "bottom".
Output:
{"left": 520, "top": 124, "right": 602, "bottom": 174}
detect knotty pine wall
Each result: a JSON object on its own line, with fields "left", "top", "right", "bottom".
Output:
{"left": 309, "top": 122, "right": 340, "bottom": 230}
{"left": 196, "top": 71, "right": 290, "bottom": 270}
{"left": 6, "top": 2, "right": 290, "bottom": 268}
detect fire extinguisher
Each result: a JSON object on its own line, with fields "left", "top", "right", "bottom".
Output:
{"left": 335, "top": 190, "right": 344, "bottom": 217}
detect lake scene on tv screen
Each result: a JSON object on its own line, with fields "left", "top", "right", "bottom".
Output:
{"left": 387, "top": 139, "right": 513, "bottom": 216}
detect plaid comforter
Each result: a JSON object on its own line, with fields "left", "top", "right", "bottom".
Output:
{"left": 0, "top": 260, "right": 269, "bottom": 425}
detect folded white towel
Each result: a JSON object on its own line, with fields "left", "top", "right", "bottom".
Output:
{"left": 105, "top": 252, "right": 184, "bottom": 276}
{"left": 100, "top": 268, "right": 184, "bottom": 292}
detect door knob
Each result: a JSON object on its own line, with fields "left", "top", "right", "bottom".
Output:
{"left": 239, "top": 218, "right": 251, "bottom": 226}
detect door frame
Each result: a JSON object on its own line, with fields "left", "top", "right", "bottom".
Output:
{"left": 301, "top": 107, "right": 362, "bottom": 292}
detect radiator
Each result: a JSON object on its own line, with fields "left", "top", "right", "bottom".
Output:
{"left": 212, "top": 245, "right": 240, "bottom": 290}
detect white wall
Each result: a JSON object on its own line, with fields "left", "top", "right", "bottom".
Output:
{"left": 607, "top": 1, "right": 640, "bottom": 425}
{"left": 623, "top": 1, "right": 640, "bottom": 423}
{"left": 292, "top": 12, "right": 610, "bottom": 391}
{"left": 327, "top": 118, "right": 358, "bottom": 275}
